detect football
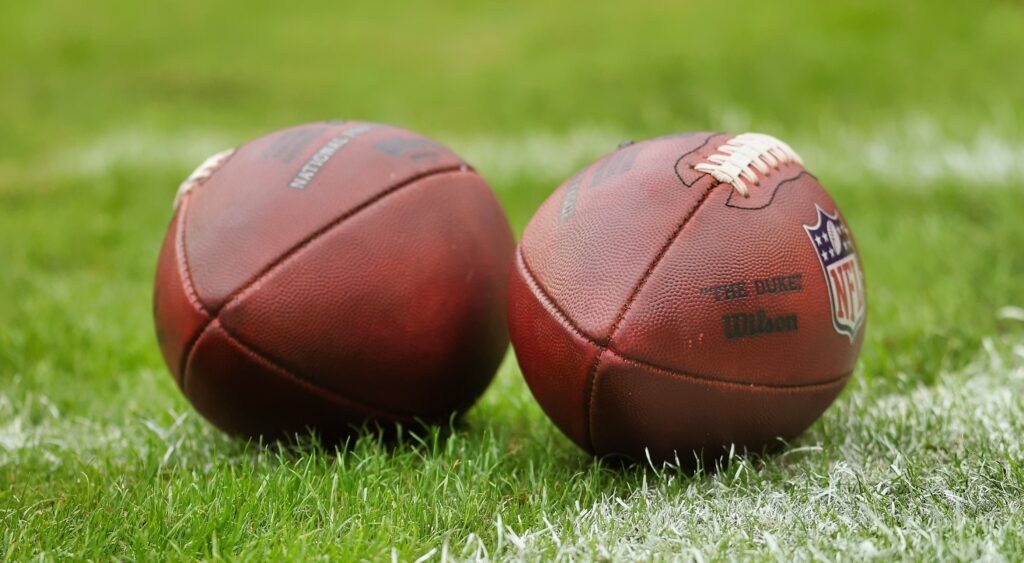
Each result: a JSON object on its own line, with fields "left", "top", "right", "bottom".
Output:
{"left": 508, "top": 132, "right": 866, "bottom": 464}
{"left": 153, "top": 121, "right": 515, "bottom": 440}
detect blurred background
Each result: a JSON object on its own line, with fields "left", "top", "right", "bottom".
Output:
{"left": 2, "top": 0, "right": 1024, "bottom": 557}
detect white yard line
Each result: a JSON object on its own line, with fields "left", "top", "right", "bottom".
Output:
{"left": 460, "top": 337, "right": 1024, "bottom": 560}
{"left": 51, "top": 129, "right": 236, "bottom": 177}
{"left": 44, "top": 118, "right": 1024, "bottom": 189}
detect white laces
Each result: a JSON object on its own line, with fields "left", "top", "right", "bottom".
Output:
{"left": 173, "top": 148, "right": 236, "bottom": 210}
{"left": 694, "top": 133, "right": 802, "bottom": 196}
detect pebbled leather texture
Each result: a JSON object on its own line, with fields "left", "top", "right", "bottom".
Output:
{"left": 153, "top": 202, "right": 210, "bottom": 386}
{"left": 520, "top": 133, "right": 728, "bottom": 340}
{"left": 589, "top": 352, "right": 850, "bottom": 463}
{"left": 510, "top": 132, "right": 866, "bottom": 463}
{"left": 184, "top": 121, "right": 469, "bottom": 311}
{"left": 508, "top": 249, "right": 600, "bottom": 451}
{"left": 153, "top": 121, "right": 515, "bottom": 440}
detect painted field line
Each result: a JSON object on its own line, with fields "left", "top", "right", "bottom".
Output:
{"left": 45, "top": 119, "right": 1024, "bottom": 189}
{"left": 454, "top": 337, "right": 1024, "bottom": 560}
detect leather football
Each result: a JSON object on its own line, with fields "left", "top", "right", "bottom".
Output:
{"left": 153, "top": 121, "right": 514, "bottom": 440}
{"left": 508, "top": 132, "right": 866, "bottom": 464}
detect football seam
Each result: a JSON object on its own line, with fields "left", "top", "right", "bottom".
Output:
{"left": 517, "top": 248, "right": 850, "bottom": 391}
{"left": 175, "top": 202, "right": 209, "bottom": 316}
{"left": 173, "top": 164, "right": 469, "bottom": 381}
{"left": 515, "top": 248, "right": 594, "bottom": 342}
{"left": 185, "top": 319, "right": 435, "bottom": 422}
{"left": 607, "top": 349, "right": 853, "bottom": 391}
{"left": 210, "top": 163, "right": 469, "bottom": 315}
{"left": 172, "top": 195, "right": 211, "bottom": 388}
{"left": 581, "top": 174, "right": 719, "bottom": 452}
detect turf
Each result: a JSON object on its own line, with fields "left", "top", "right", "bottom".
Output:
{"left": 2, "top": 0, "right": 1024, "bottom": 560}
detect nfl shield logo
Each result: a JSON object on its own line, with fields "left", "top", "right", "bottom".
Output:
{"left": 803, "top": 205, "right": 865, "bottom": 340}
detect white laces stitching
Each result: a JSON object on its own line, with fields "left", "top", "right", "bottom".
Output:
{"left": 693, "top": 133, "right": 802, "bottom": 196}
{"left": 173, "top": 148, "right": 236, "bottom": 210}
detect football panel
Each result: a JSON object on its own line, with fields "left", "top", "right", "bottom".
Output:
{"left": 509, "top": 250, "right": 602, "bottom": 452}
{"left": 612, "top": 172, "right": 865, "bottom": 386}
{"left": 152, "top": 200, "right": 210, "bottom": 386}
{"left": 184, "top": 121, "right": 470, "bottom": 311}
{"left": 183, "top": 321, "right": 411, "bottom": 440}
{"left": 588, "top": 350, "right": 850, "bottom": 463}
{"left": 217, "top": 171, "right": 514, "bottom": 417}
{"left": 519, "top": 133, "right": 726, "bottom": 340}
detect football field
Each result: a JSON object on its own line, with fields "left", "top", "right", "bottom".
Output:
{"left": 2, "top": 1, "right": 1024, "bottom": 559}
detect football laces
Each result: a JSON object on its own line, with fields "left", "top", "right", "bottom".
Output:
{"left": 694, "top": 133, "right": 803, "bottom": 196}
{"left": 173, "top": 148, "right": 236, "bottom": 210}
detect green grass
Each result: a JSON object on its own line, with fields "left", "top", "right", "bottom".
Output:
{"left": 2, "top": 0, "right": 1024, "bottom": 559}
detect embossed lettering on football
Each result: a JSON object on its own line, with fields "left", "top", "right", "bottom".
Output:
{"left": 153, "top": 121, "right": 515, "bottom": 440}
{"left": 508, "top": 132, "right": 865, "bottom": 464}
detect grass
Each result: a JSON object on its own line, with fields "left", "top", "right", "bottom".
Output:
{"left": 2, "top": 0, "right": 1024, "bottom": 559}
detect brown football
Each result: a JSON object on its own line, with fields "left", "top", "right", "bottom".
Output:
{"left": 153, "top": 121, "right": 514, "bottom": 440}
{"left": 508, "top": 132, "right": 866, "bottom": 464}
